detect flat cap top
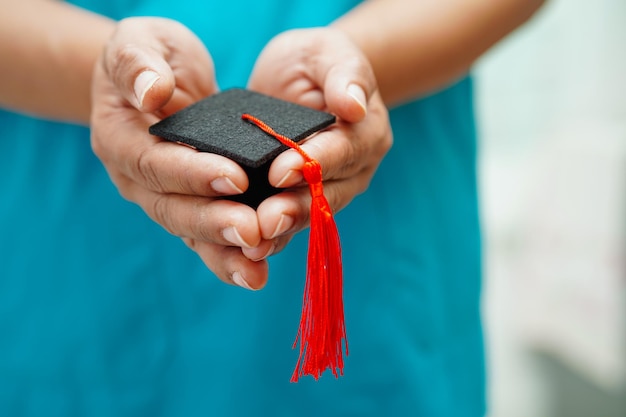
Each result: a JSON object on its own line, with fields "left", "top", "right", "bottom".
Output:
{"left": 149, "top": 88, "right": 336, "bottom": 168}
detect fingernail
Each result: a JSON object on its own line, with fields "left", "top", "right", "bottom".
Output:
{"left": 347, "top": 83, "right": 367, "bottom": 115}
{"left": 270, "top": 214, "right": 294, "bottom": 239}
{"left": 223, "top": 226, "right": 252, "bottom": 248}
{"left": 134, "top": 70, "right": 160, "bottom": 107}
{"left": 276, "top": 169, "right": 303, "bottom": 188}
{"left": 211, "top": 177, "right": 244, "bottom": 195}
{"left": 232, "top": 271, "right": 255, "bottom": 290}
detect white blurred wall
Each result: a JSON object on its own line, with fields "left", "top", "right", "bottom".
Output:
{"left": 475, "top": 0, "right": 626, "bottom": 415}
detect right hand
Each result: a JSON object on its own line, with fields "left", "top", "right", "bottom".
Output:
{"left": 90, "top": 17, "right": 268, "bottom": 290}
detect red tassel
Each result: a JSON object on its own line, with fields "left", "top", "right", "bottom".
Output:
{"left": 242, "top": 113, "right": 348, "bottom": 382}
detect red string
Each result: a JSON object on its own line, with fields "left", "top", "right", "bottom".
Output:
{"left": 242, "top": 113, "right": 347, "bottom": 382}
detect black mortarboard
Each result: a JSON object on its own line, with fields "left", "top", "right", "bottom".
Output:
{"left": 149, "top": 88, "right": 336, "bottom": 208}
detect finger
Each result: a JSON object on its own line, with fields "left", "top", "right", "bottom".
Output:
{"left": 103, "top": 17, "right": 217, "bottom": 113}
{"left": 255, "top": 191, "right": 303, "bottom": 240}
{"left": 268, "top": 96, "right": 391, "bottom": 186}
{"left": 241, "top": 239, "right": 276, "bottom": 262}
{"left": 321, "top": 65, "right": 370, "bottom": 123}
{"left": 241, "top": 234, "right": 294, "bottom": 261}
{"left": 91, "top": 106, "right": 249, "bottom": 197}
{"left": 184, "top": 239, "right": 269, "bottom": 290}
{"left": 311, "top": 29, "right": 378, "bottom": 123}
{"left": 256, "top": 170, "right": 371, "bottom": 241}
{"left": 119, "top": 176, "right": 261, "bottom": 248}
{"left": 248, "top": 28, "right": 376, "bottom": 122}
{"left": 128, "top": 136, "right": 249, "bottom": 197}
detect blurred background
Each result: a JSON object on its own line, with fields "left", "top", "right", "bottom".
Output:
{"left": 474, "top": 0, "right": 626, "bottom": 415}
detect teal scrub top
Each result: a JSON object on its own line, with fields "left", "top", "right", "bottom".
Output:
{"left": 0, "top": 0, "right": 485, "bottom": 416}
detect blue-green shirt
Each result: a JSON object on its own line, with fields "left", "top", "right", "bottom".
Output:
{"left": 0, "top": 1, "right": 485, "bottom": 415}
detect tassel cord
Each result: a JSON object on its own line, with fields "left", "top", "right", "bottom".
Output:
{"left": 241, "top": 113, "right": 347, "bottom": 382}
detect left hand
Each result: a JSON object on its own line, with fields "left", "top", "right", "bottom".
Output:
{"left": 245, "top": 28, "right": 393, "bottom": 261}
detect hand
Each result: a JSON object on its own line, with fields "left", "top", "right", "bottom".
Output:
{"left": 90, "top": 17, "right": 269, "bottom": 289}
{"left": 245, "top": 28, "right": 393, "bottom": 260}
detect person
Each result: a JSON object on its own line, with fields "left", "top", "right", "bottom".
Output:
{"left": 0, "top": 0, "right": 544, "bottom": 415}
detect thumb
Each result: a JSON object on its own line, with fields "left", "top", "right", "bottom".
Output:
{"left": 318, "top": 30, "right": 378, "bottom": 123}
{"left": 324, "top": 73, "right": 370, "bottom": 123}
{"left": 131, "top": 65, "right": 174, "bottom": 114}
{"left": 102, "top": 17, "right": 215, "bottom": 113}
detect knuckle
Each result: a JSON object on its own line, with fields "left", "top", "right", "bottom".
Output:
{"left": 111, "top": 173, "right": 135, "bottom": 202}
{"left": 177, "top": 154, "right": 209, "bottom": 195}
{"left": 338, "top": 138, "right": 359, "bottom": 176}
{"left": 136, "top": 147, "right": 165, "bottom": 192}
{"left": 326, "top": 183, "right": 348, "bottom": 214}
{"left": 377, "top": 129, "right": 393, "bottom": 160}
{"left": 104, "top": 41, "right": 155, "bottom": 95}
{"left": 191, "top": 203, "right": 215, "bottom": 242}
{"left": 366, "top": 110, "right": 393, "bottom": 165}
{"left": 311, "top": 133, "right": 358, "bottom": 179}
{"left": 150, "top": 194, "right": 176, "bottom": 235}
{"left": 89, "top": 119, "right": 114, "bottom": 162}
{"left": 109, "top": 43, "right": 142, "bottom": 83}
{"left": 90, "top": 131, "right": 105, "bottom": 160}
{"left": 150, "top": 195, "right": 210, "bottom": 241}
{"left": 355, "top": 169, "right": 374, "bottom": 196}
{"left": 378, "top": 115, "right": 393, "bottom": 156}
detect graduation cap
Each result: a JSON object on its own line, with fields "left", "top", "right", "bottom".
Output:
{"left": 149, "top": 89, "right": 347, "bottom": 382}
{"left": 149, "top": 88, "right": 336, "bottom": 207}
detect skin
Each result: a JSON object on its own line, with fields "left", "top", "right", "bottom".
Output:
{"left": 0, "top": 0, "right": 545, "bottom": 289}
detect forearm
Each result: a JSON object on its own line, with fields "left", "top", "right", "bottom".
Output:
{"left": 0, "top": 0, "right": 114, "bottom": 124}
{"left": 333, "top": 0, "right": 545, "bottom": 106}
